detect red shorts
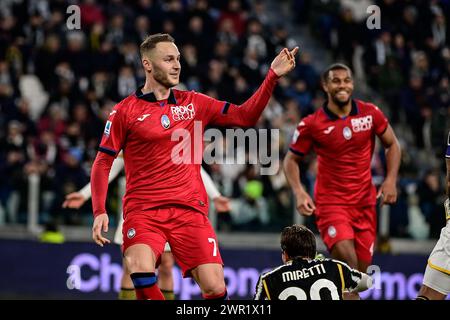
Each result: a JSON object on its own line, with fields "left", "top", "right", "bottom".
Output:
{"left": 315, "top": 205, "right": 376, "bottom": 264}
{"left": 122, "top": 206, "right": 223, "bottom": 277}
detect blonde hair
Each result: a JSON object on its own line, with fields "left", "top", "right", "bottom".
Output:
{"left": 140, "top": 33, "right": 175, "bottom": 58}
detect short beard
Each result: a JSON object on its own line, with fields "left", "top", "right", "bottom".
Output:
{"left": 153, "top": 68, "right": 177, "bottom": 88}
{"left": 331, "top": 95, "right": 350, "bottom": 108}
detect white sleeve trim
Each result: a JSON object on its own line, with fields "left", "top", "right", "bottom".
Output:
{"left": 78, "top": 155, "right": 125, "bottom": 200}
{"left": 200, "top": 167, "right": 221, "bottom": 199}
{"left": 350, "top": 273, "right": 373, "bottom": 293}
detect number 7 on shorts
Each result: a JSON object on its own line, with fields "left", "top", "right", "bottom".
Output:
{"left": 208, "top": 238, "right": 217, "bottom": 257}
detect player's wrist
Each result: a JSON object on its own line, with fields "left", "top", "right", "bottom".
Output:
{"left": 295, "top": 189, "right": 308, "bottom": 198}
{"left": 268, "top": 67, "right": 281, "bottom": 79}
{"left": 383, "top": 176, "right": 397, "bottom": 184}
{"left": 93, "top": 211, "right": 108, "bottom": 219}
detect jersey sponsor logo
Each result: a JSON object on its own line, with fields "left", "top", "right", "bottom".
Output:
{"left": 342, "top": 126, "right": 352, "bottom": 140}
{"left": 351, "top": 115, "right": 373, "bottom": 132}
{"left": 324, "top": 126, "right": 335, "bottom": 134}
{"left": 127, "top": 228, "right": 136, "bottom": 239}
{"left": 171, "top": 103, "right": 195, "bottom": 121}
{"left": 137, "top": 114, "right": 151, "bottom": 121}
{"left": 104, "top": 120, "right": 112, "bottom": 136}
{"left": 328, "top": 226, "right": 337, "bottom": 238}
{"left": 161, "top": 114, "right": 171, "bottom": 129}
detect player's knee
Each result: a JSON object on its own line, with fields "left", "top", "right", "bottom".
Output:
{"left": 202, "top": 284, "right": 227, "bottom": 297}
{"left": 125, "top": 255, "right": 155, "bottom": 273}
{"left": 122, "top": 260, "right": 132, "bottom": 277}
{"left": 124, "top": 244, "right": 157, "bottom": 273}
{"left": 200, "top": 277, "right": 226, "bottom": 296}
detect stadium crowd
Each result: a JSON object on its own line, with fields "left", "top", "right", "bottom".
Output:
{"left": 0, "top": 0, "right": 448, "bottom": 240}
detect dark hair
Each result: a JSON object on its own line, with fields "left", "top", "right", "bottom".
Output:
{"left": 140, "top": 33, "right": 175, "bottom": 57}
{"left": 280, "top": 224, "right": 316, "bottom": 259}
{"left": 321, "top": 63, "right": 353, "bottom": 83}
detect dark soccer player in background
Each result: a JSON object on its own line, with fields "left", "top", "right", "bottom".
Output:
{"left": 283, "top": 64, "right": 401, "bottom": 281}
{"left": 416, "top": 131, "right": 450, "bottom": 300}
{"left": 254, "top": 224, "right": 372, "bottom": 300}
{"left": 90, "top": 33, "right": 298, "bottom": 300}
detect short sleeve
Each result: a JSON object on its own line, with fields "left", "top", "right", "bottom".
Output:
{"left": 371, "top": 104, "right": 389, "bottom": 136}
{"left": 254, "top": 275, "right": 268, "bottom": 300}
{"left": 288, "top": 118, "right": 313, "bottom": 156}
{"left": 98, "top": 104, "right": 128, "bottom": 157}
{"left": 339, "top": 261, "right": 363, "bottom": 291}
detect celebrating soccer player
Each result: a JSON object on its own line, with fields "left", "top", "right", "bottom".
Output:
{"left": 283, "top": 63, "right": 401, "bottom": 298}
{"left": 90, "top": 33, "right": 298, "bottom": 300}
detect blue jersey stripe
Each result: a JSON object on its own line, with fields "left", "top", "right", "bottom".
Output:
{"left": 289, "top": 147, "right": 305, "bottom": 157}
{"left": 98, "top": 146, "right": 117, "bottom": 156}
{"left": 222, "top": 102, "right": 231, "bottom": 114}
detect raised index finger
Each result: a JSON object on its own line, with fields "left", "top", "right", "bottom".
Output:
{"left": 290, "top": 46, "right": 299, "bottom": 56}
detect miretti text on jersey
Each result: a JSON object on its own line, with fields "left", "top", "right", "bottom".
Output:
{"left": 254, "top": 257, "right": 364, "bottom": 300}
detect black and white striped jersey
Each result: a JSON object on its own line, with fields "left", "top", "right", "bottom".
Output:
{"left": 254, "top": 257, "right": 365, "bottom": 300}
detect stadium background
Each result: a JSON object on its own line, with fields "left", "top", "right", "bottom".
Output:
{"left": 0, "top": 0, "right": 449, "bottom": 299}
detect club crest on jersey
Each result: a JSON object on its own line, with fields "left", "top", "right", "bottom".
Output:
{"left": 171, "top": 103, "right": 195, "bottom": 121}
{"left": 343, "top": 126, "right": 352, "bottom": 140}
{"left": 127, "top": 228, "right": 136, "bottom": 239}
{"left": 328, "top": 226, "right": 337, "bottom": 238}
{"left": 161, "top": 114, "right": 170, "bottom": 129}
{"left": 104, "top": 120, "right": 112, "bottom": 136}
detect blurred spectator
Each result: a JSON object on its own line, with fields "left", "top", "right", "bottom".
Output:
{"left": 0, "top": 147, "right": 27, "bottom": 224}
{"left": 185, "top": 15, "right": 214, "bottom": 63}
{"left": 270, "top": 23, "right": 298, "bottom": 58}
{"left": 116, "top": 66, "right": 137, "bottom": 100}
{"left": 35, "top": 34, "right": 62, "bottom": 91}
{"left": 79, "top": 0, "right": 105, "bottom": 28}
{"left": 50, "top": 147, "right": 89, "bottom": 225}
{"left": 133, "top": 15, "right": 151, "bottom": 43}
{"left": 417, "top": 170, "right": 446, "bottom": 238}
{"left": 230, "top": 179, "right": 269, "bottom": 231}
{"left": 294, "top": 51, "right": 319, "bottom": 92}
{"left": 105, "top": 14, "right": 125, "bottom": 48}
{"left": 37, "top": 103, "right": 66, "bottom": 139}
{"left": 217, "top": 0, "right": 248, "bottom": 38}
